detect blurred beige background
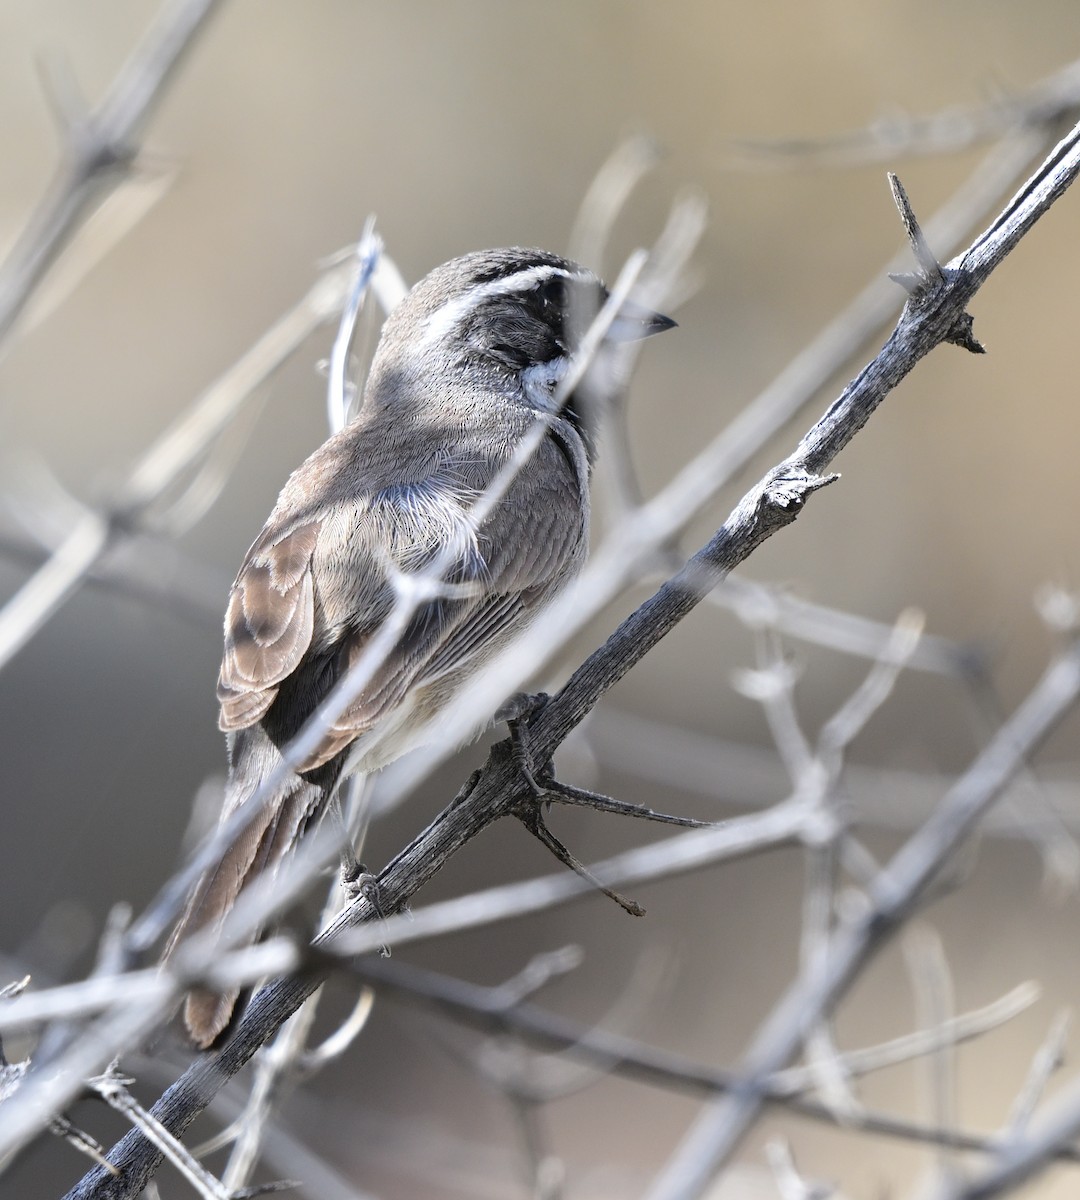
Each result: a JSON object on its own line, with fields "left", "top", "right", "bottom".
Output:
{"left": 2, "top": 2, "right": 1080, "bottom": 1197}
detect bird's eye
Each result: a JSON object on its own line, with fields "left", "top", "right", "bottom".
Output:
{"left": 535, "top": 278, "right": 564, "bottom": 311}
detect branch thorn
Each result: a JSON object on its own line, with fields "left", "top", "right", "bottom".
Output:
{"left": 888, "top": 172, "right": 943, "bottom": 286}
{"left": 516, "top": 803, "right": 646, "bottom": 917}
{"left": 887, "top": 271, "right": 924, "bottom": 295}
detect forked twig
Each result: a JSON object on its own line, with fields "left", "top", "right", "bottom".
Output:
{"left": 0, "top": 0, "right": 222, "bottom": 347}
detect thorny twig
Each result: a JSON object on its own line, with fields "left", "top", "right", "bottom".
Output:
{"left": 90, "top": 1064, "right": 235, "bottom": 1200}
{"left": 377, "top": 120, "right": 1057, "bottom": 806}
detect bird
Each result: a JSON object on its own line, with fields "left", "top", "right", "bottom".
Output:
{"left": 166, "top": 247, "right": 675, "bottom": 1047}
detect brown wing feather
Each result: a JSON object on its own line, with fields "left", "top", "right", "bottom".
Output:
{"left": 217, "top": 418, "right": 587, "bottom": 768}
{"left": 218, "top": 521, "right": 319, "bottom": 731}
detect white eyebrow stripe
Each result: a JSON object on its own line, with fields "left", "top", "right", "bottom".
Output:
{"left": 419, "top": 264, "right": 579, "bottom": 350}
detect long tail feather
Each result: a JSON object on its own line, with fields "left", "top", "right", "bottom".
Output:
{"left": 164, "top": 726, "right": 342, "bottom": 1048}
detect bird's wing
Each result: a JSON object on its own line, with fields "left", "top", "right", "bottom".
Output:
{"left": 217, "top": 520, "right": 320, "bottom": 730}
{"left": 218, "top": 427, "right": 586, "bottom": 771}
{"left": 319, "top": 431, "right": 588, "bottom": 765}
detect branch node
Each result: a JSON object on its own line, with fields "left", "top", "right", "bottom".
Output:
{"left": 497, "top": 691, "right": 553, "bottom": 798}
{"left": 765, "top": 469, "right": 840, "bottom": 514}
{"left": 944, "top": 310, "right": 986, "bottom": 354}
{"left": 341, "top": 871, "right": 392, "bottom": 957}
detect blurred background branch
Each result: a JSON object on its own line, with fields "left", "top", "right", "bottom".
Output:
{"left": 0, "top": 0, "right": 221, "bottom": 347}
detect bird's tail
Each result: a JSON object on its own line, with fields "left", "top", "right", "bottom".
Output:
{"left": 164, "top": 725, "right": 343, "bottom": 1049}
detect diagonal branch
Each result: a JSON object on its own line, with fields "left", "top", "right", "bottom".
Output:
{"left": 376, "top": 122, "right": 1056, "bottom": 808}
{"left": 525, "top": 119, "right": 1080, "bottom": 768}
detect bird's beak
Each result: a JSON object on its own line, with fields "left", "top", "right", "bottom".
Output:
{"left": 607, "top": 302, "right": 678, "bottom": 342}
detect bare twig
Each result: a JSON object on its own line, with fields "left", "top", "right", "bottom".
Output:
{"left": 736, "top": 625, "right": 814, "bottom": 785}
{"left": 296, "top": 988, "right": 375, "bottom": 1075}
{"left": 219, "top": 1004, "right": 318, "bottom": 1193}
{"left": 326, "top": 219, "right": 382, "bottom": 433}
{"left": 0, "top": 940, "right": 295, "bottom": 1038}
{"left": 0, "top": 525, "right": 227, "bottom": 625}
{"left": 0, "top": 940, "right": 297, "bottom": 1173}
{"left": 192, "top": 1081, "right": 380, "bottom": 1200}
{"left": 47, "top": 1115, "right": 121, "bottom": 1177}
{"left": 218, "top": 877, "right": 373, "bottom": 1191}
{"left": 958, "top": 668, "right": 1080, "bottom": 896}
{"left": 569, "top": 133, "right": 663, "bottom": 270}
{"left": 89, "top": 1064, "right": 236, "bottom": 1200}
{"left": 771, "top": 981, "right": 1040, "bottom": 1093}
{"left": 817, "top": 608, "right": 925, "bottom": 759}
{"left": 330, "top": 958, "right": 1074, "bottom": 1167}
{"left": 765, "top": 1139, "right": 836, "bottom": 1200}
{"left": 0, "top": 0, "right": 222, "bottom": 347}
{"left": 326, "top": 803, "right": 809, "bottom": 959}
{"left": 1005, "top": 1009, "right": 1071, "bottom": 1135}
{"left": 904, "top": 927, "right": 961, "bottom": 1185}
{"left": 645, "top": 633, "right": 1080, "bottom": 1198}
{"left": 585, "top": 707, "right": 1080, "bottom": 837}
{"left": 934, "top": 1072, "right": 1080, "bottom": 1200}
{"left": 729, "top": 57, "right": 1080, "bottom": 168}
{"left": 0, "top": 258, "right": 358, "bottom": 673}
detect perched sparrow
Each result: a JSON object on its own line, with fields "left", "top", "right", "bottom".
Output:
{"left": 168, "top": 247, "right": 675, "bottom": 1047}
